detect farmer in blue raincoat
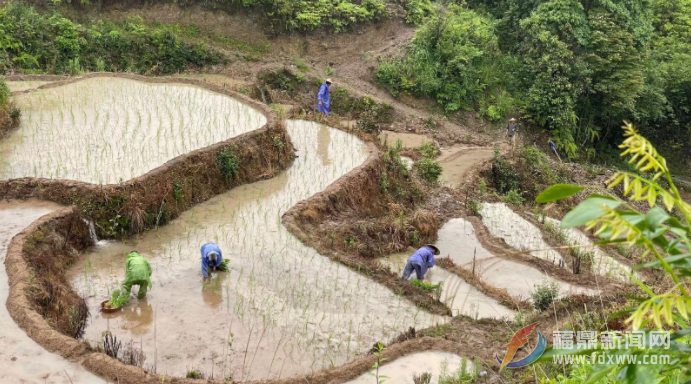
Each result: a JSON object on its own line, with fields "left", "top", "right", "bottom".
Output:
{"left": 401, "top": 244, "right": 440, "bottom": 281}
{"left": 317, "top": 78, "right": 332, "bottom": 120}
{"left": 201, "top": 242, "right": 223, "bottom": 281}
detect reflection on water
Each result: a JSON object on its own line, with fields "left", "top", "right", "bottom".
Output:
{"left": 69, "top": 121, "right": 444, "bottom": 380}
{"left": 0, "top": 77, "right": 265, "bottom": 184}
{"left": 317, "top": 124, "right": 331, "bottom": 166}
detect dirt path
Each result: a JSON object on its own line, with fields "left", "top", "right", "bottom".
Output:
{"left": 0, "top": 200, "right": 104, "bottom": 384}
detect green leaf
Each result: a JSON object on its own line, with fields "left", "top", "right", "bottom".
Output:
{"left": 645, "top": 207, "right": 670, "bottom": 228}
{"left": 562, "top": 195, "right": 621, "bottom": 228}
{"left": 535, "top": 184, "right": 584, "bottom": 203}
{"left": 584, "top": 365, "right": 617, "bottom": 384}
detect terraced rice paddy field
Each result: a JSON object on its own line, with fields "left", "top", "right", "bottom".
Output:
{"left": 0, "top": 76, "right": 628, "bottom": 383}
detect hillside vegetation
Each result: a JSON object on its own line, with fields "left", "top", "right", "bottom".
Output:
{"left": 380, "top": 0, "right": 691, "bottom": 167}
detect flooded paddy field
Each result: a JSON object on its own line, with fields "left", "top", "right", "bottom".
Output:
{"left": 0, "top": 77, "right": 265, "bottom": 184}
{"left": 6, "top": 80, "right": 54, "bottom": 93}
{"left": 479, "top": 203, "right": 565, "bottom": 267}
{"left": 436, "top": 218, "right": 596, "bottom": 300}
{"left": 544, "top": 217, "right": 632, "bottom": 281}
{"left": 344, "top": 352, "right": 472, "bottom": 384}
{"left": 0, "top": 200, "right": 103, "bottom": 384}
{"left": 68, "top": 121, "right": 444, "bottom": 380}
{"left": 381, "top": 252, "right": 515, "bottom": 319}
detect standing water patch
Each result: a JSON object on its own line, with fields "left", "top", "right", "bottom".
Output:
{"left": 436, "top": 218, "right": 596, "bottom": 300}
{"left": 479, "top": 203, "right": 565, "bottom": 267}
{"left": 0, "top": 77, "right": 266, "bottom": 184}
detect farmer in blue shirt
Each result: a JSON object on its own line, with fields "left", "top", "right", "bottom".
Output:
{"left": 317, "top": 78, "right": 332, "bottom": 121}
{"left": 201, "top": 242, "right": 223, "bottom": 281}
{"left": 401, "top": 245, "right": 440, "bottom": 280}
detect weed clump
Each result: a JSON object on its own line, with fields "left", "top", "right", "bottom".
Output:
{"left": 186, "top": 370, "right": 204, "bottom": 379}
{"left": 415, "top": 141, "right": 442, "bottom": 183}
{"left": 217, "top": 149, "right": 240, "bottom": 181}
{"left": 502, "top": 189, "right": 524, "bottom": 206}
{"left": 531, "top": 282, "right": 559, "bottom": 311}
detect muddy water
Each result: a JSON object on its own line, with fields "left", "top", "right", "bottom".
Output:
{"left": 480, "top": 203, "right": 565, "bottom": 267}
{"left": 436, "top": 218, "right": 595, "bottom": 300}
{"left": 438, "top": 148, "right": 494, "bottom": 188}
{"left": 343, "top": 352, "right": 472, "bottom": 384}
{"left": 6, "top": 80, "right": 53, "bottom": 93}
{"left": 544, "top": 217, "right": 631, "bottom": 282}
{"left": 0, "top": 200, "right": 104, "bottom": 384}
{"left": 381, "top": 252, "right": 515, "bottom": 319}
{"left": 379, "top": 131, "right": 431, "bottom": 148}
{"left": 69, "top": 121, "right": 444, "bottom": 380}
{"left": 0, "top": 77, "right": 266, "bottom": 184}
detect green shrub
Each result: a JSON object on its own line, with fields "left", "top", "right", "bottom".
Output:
{"left": 0, "top": 5, "right": 222, "bottom": 75}
{"left": 418, "top": 141, "right": 438, "bottom": 158}
{"left": 402, "top": 0, "right": 435, "bottom": 26}
{"left": 531, "top": 282, "right": 559, "bottom": 311}
{"left": 0, "top": 79, "right": 9, "bottom": 106}
{"left": 502, "top": 189, "right": 524, "bottom": 205}
{"left": 216, "top": 149, "right": 240, "bottom": 181}
{"left": 416, "top": 158, "right": 442, "bottom": 183}
{"left": 490, "top": 157, "right": 520, "bottom": 193}
{"left": 376, "top": 6, "right": 505, "bottom": 113}
{"left": 260, "top": 69, "right": 303, "bottom": 93}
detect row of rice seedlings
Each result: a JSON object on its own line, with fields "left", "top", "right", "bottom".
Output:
{"left": 0, "top": 77, "right": 265, "bottom": 184}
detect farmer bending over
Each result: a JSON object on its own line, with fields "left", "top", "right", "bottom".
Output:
{"left": 201, "top": 242, "right": 223, "bottom": 281}
{"left": 121, "top": 251, "right": 153, "bottom": 300}
{"left": 401, "top": 245, "right": 440, "bottom": 281}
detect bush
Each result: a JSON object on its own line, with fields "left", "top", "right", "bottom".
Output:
{"left": 0, "top": 79, "right": 9, "bottom": 106}
{"left": 502, "top": 189, "right": 524, "bottom": 205}
{"left": 402, "top": 0, "right": 435, "bottom": 26}
{"left": 490, "top": 156, "right": 520, "bottom": 194}
{"left": 418, "top": 141, "right": 438, "bottom": 158}
{"left": 216, "top": 149, "right": 240, "bottom": 181}
{"left": 376, "top": 6, "right": 506, "bottom": 113}
{"left": 416, "top": 158, "right": 442, "bottom": 183}
{"left": 531, "top": 282, "right": 559, "bottom": 311}
{"left": 0, "top": 5, "right": 222, "bottom": 75}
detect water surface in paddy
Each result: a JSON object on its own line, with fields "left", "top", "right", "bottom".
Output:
{"left": 436, "top": 218, "right": 596, "bottom": 300}
{"left": 6, "top": 80, "right": 53, "bottom": 93}
{"left": 0, "top": 200, "right": 103, "bottom": 384}
{"left": 69, "top": 121, "right": 444, "bottom": 380}
{"left": 381, "top": 252, "right": 515, "bottom": 319}
{"left": 0, "top": 77, "right": 265, "bottom": 184}
{"left": 343, "top": 352, "right": 471, "bottom": 384}
{"left": 480, "top": 203, "right": 565, "bottom": 267}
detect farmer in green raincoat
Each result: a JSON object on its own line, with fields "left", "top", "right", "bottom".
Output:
{"left": 110, "top": 251, "right": 152, "bottom": 307}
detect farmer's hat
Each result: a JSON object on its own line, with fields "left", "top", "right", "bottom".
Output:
{"left": 208, "top": 251, "right": 219, "bottom": 264}
{"left": 510, "top": 118, "right": 516, "bottom": 122}
{"left": 325, "top": 78, "right": 332, "bottom": 84}
{"left": 425, "top": 244, "right": 440, "bottom": 255}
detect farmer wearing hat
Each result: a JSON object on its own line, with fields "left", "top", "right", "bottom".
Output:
{"left": 201, "top": 242, "right": 223, "bottom": 281}
{"left": 401, "top": 245, "right": 440, "bottom": 281}
{"left": 317, "top": 78, "right": 332, "bottom": 121}
{"left": 507, "top": 118, "right": 518, "bottom": 148}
